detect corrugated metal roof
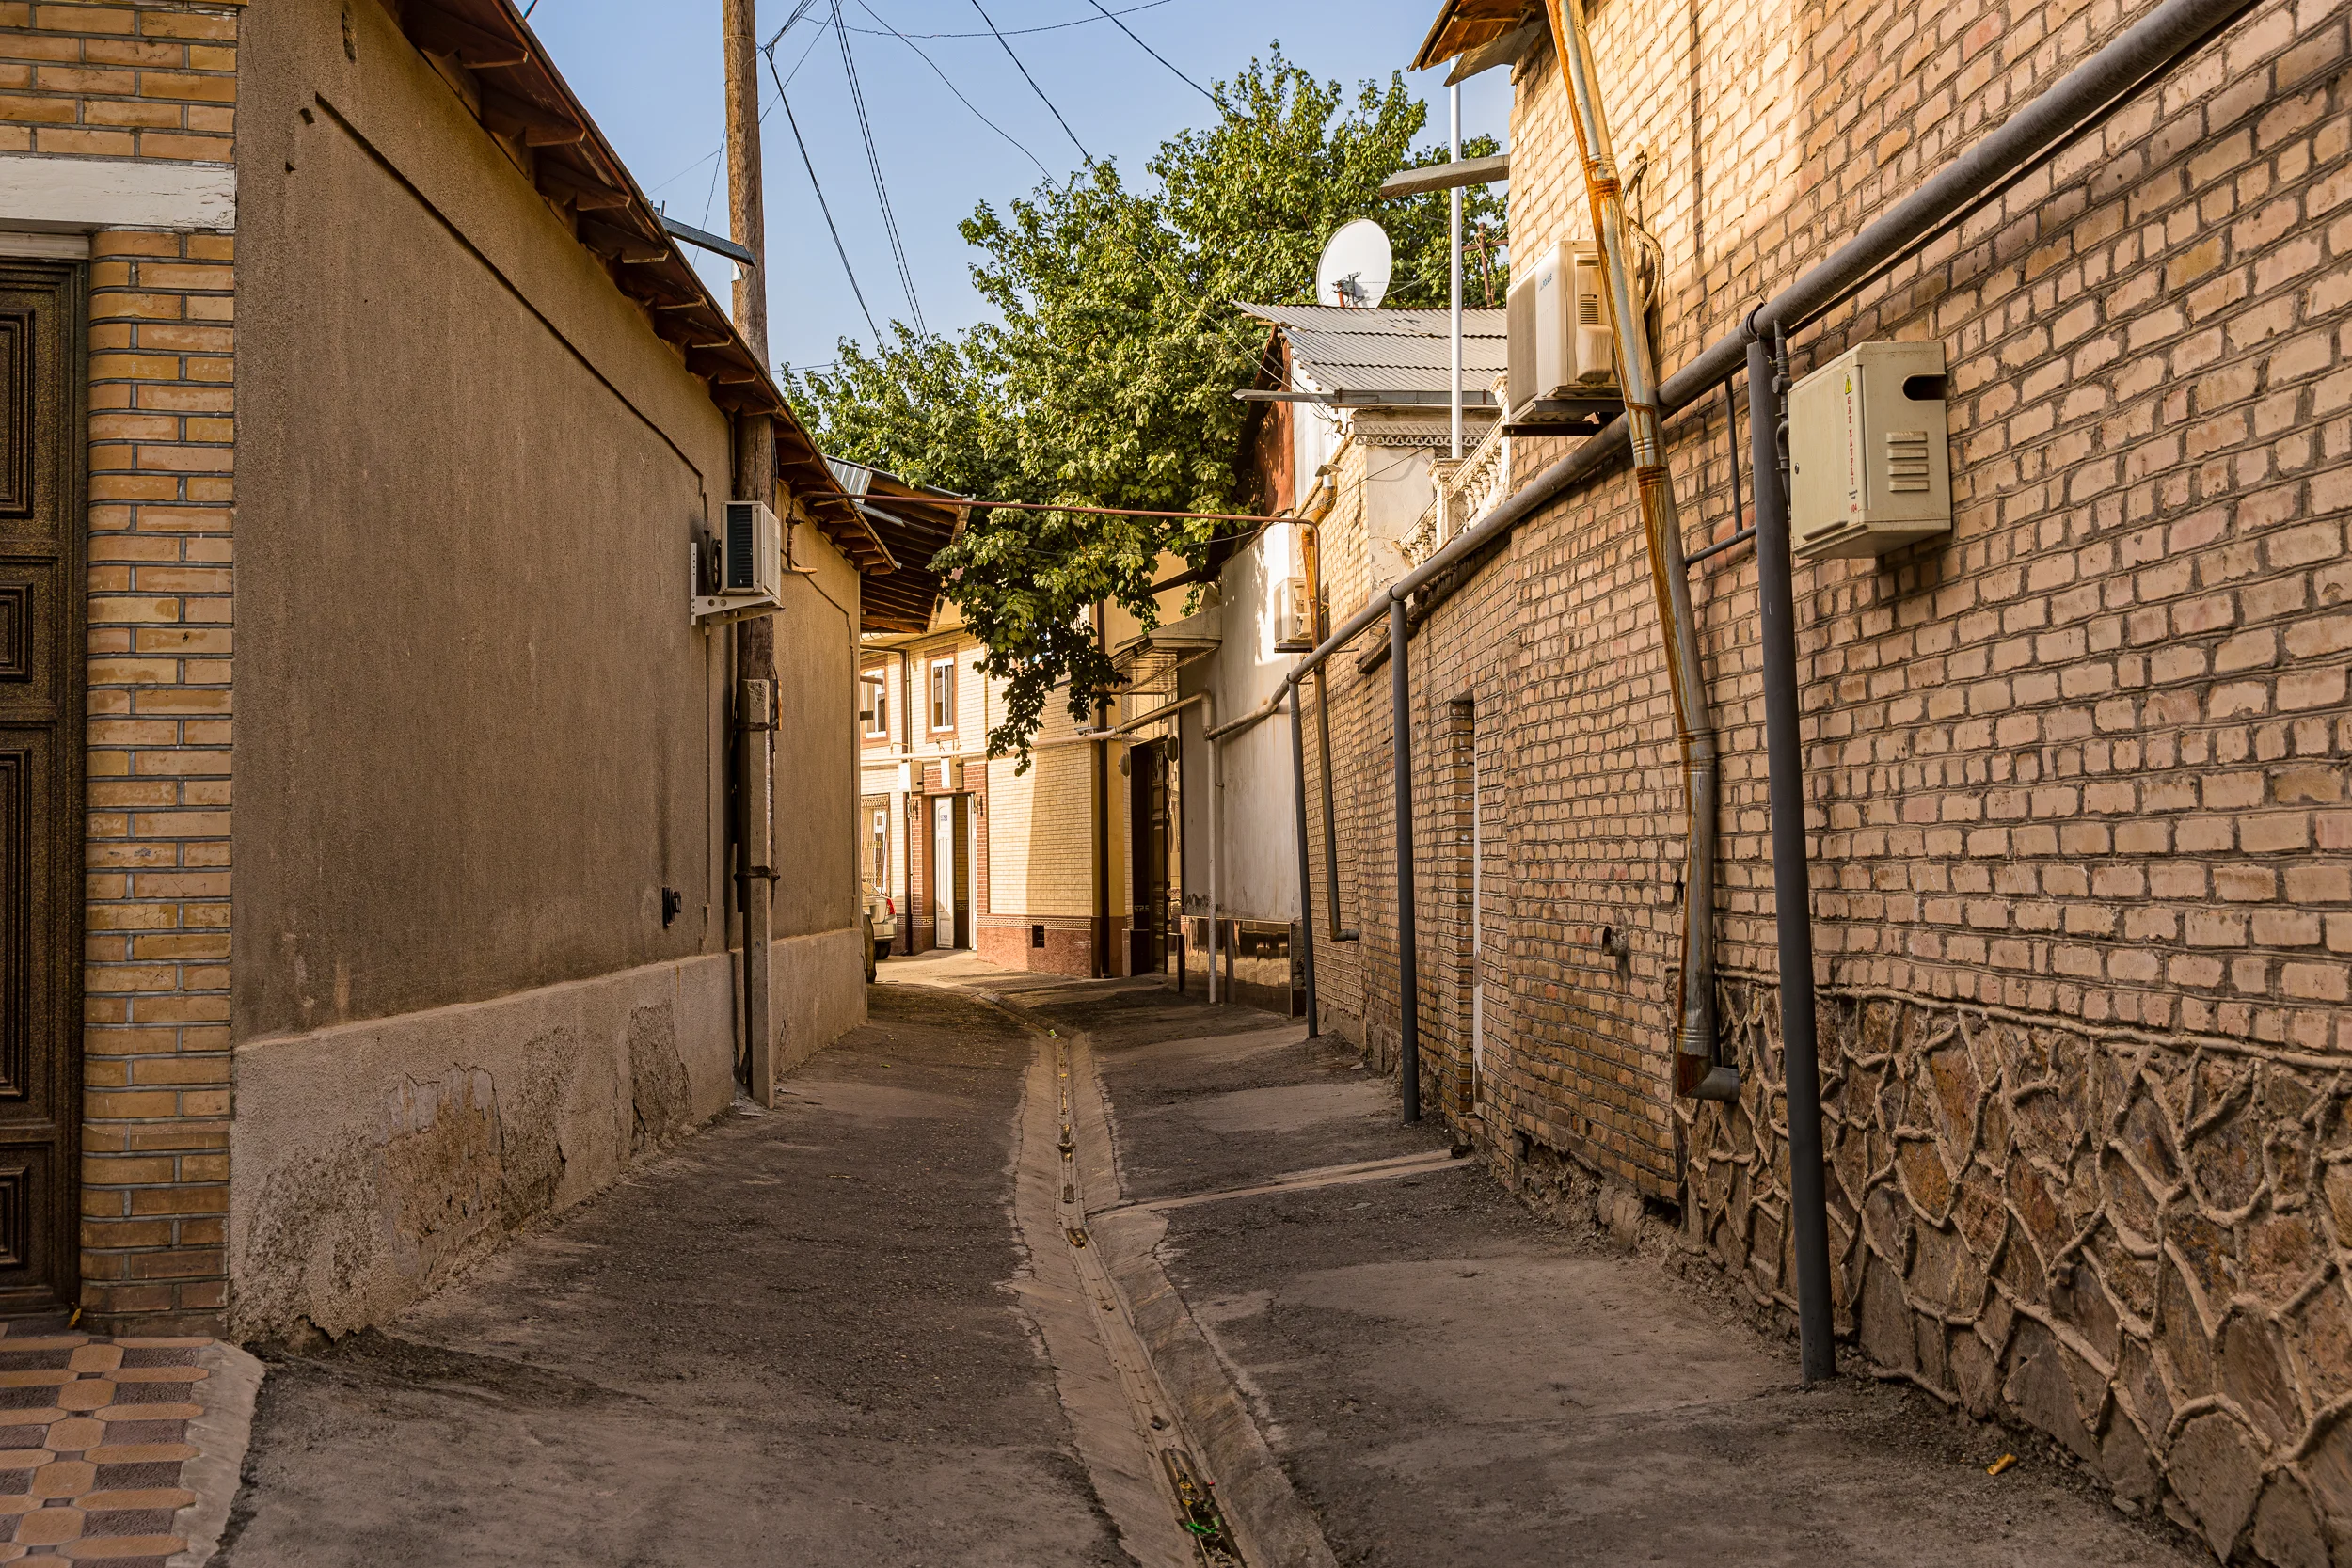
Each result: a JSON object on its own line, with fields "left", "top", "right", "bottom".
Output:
{"left": 1238, "top": 304, "right": 1506, "bottom": 397}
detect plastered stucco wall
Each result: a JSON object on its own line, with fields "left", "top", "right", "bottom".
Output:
{"left": 236, "top": 0, "right": 736, "bottom": 1033}
{"left": 225, "top": 0, "right": 867, "bottom": 1335}
{"left": 1179, "top": 528, "right": 1303, "bottom": 925}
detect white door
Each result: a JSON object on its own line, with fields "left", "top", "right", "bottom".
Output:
{"left": 933, "top": 797, "right": 956, "bottom": 948}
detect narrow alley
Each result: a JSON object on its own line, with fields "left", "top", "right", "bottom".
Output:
{"left": 217, "top": 960, "right": 2208, "bottom": 1566}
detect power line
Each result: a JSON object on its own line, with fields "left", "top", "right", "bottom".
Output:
{"left": 1078, "top": 0, "right": 1214, "bottom": 103}
{"left": 856, "top": 0, "right": 1049, "bottom": 181}
{"left": 763, "top": 42, "right": 882, "bottom": 343}
{"left": 854, "top": 0, "right": 1052, "bottom": 180}
{"left": 835, "top": 0, "right": 1183, "bottom": 41}
{"left": 832, "top": 0, "right": 928, "bottom": 336}
{"left": 646, "top": 20, "right": 826, "bottom": 198}
{"left": 966, "top": 0, "right": 1090, "bottom": 164}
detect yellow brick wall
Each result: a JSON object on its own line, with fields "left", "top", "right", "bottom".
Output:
{"left": 0, "top": 0, "right": 238, "bottom": 159}
{"left": 16, "top": 0, "right": 248, "bottom": 1329}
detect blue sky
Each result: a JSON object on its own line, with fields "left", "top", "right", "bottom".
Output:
{"left": 521, "top": 0, "right": 1511, "bottom": 373}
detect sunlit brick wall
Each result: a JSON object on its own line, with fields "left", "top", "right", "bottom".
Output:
{"left": 1318, "top": 0, "right": 2351, "bottom": 1554}
{"left": 14, "top": 0, "right": 246, "bottom": 1331}
{"left": 0, "top": 0, "right": 238, "bottom": 158}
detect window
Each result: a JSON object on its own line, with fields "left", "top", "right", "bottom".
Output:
{"left": 861, "top": 673, "right": 887, "bottom": 739}
{"left": 929, "top": 657, "right": 956, "bottom": 732}
{"left": 870, "top": 808, "right": 889, "bottom": 885}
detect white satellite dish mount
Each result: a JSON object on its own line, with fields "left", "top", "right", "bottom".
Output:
{"left": 1315, "top": 217, "right": 1392, "bottom": 309}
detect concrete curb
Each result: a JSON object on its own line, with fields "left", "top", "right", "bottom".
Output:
{"left": 169, "top": 1341, "right": 264, "bottom": 1568}
{"left": 1064, "top": 1033, "right": 1340, "bottom": 1568}
{"left": 938, "top": 976, "right": 1340, "bottom": 1568}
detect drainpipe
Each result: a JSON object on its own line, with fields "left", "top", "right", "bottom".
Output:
{"left": 899, "top": 648, "right": 913, "bottom": 955}
{"left": 1752, "top": 329, "right": 1836, "bottom": 1384}
{"left": 1279, "top": 0, "right": 2264, "bottom": 699}
{"left": 1547, "top": 0, "right": 1734, "bottom": 1101}
{"left": 1390, "top": 596, "right": 1420, "bottom": 1123}
{"left": 1296, "top": 519, "right": 1355, "bottom": 943}
{"left": 1206, "top": 684, "right": 1293, "bottom": 1004}
{"left": 1092, "top": 601, "right": 1111, "bottom": 978}
{"left": 1290, "top": 684, "right": 1319, "bottom": 1036}
{"left": 1210, "top": 717, "right": 1221, "bottom": 1004}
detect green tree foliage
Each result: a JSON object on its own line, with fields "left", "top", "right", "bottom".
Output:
{"left": 787, "top": 50, "right": 1505, "bottom": 763}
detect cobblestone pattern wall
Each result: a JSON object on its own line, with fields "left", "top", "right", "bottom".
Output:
{"left": 1309, "top": 0, "right": 2349, "bottom": 1554}
{"left": 1692, "top": 981, "right": 2352, "bottom": 1563}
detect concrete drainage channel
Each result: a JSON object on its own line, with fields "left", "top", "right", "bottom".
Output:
{"left": 973, "top": 986, "right": 1344, "bottom": 1568}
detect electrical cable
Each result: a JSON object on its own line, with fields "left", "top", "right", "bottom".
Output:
{"left": 647, "top": 18, "right": 825, "bottom": 198}
{"left": 832, "top": 0, "right": 928, "bottom": 336}
{"left": 966, "top": 0, "right": 1090, "bottom": 163}
{"left": 1077, "top": 0, "right": 1214, "bottom": 103}
{"left": 788, "top": 0, "right": 1183, "bottom": 43}
{"left": 854, "top": 0, "right": 1052, "bottom": 179}
{"left": 763, "top": 42, "right": 883, "bottom": 342}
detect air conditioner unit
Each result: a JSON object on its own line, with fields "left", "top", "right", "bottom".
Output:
{"left": 1507, "top": 241, "right": 1639, "bottom": 415}
{"left": 692, "top": 499, "right": 784, "bottom": 623}
{"left": 1273, "top": 576, "right": 1317, "bottom": 652}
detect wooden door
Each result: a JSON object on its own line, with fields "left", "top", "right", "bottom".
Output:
{"left": 0, "top": 261, "right": 85, "bottom": 1313}
{"left": 1129, "top": 743, "right": 1168, "bottom": 974}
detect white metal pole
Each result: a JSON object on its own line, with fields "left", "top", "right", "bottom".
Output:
{"left": 1449, "top": 82, "right": 1463, "bottom": 461}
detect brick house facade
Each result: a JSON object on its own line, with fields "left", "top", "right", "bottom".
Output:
{"left": 5, "top": 0, "right": 878, "bottom": 1338}
{"left": 1294, "top": 0, "right": 2352, "bottom": 1557}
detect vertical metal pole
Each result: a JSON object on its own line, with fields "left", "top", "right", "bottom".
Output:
{"left": 1290, "top": 685, "right": 1319, "bottom": 1037}
{"left": 740, "top": 677, "right": 775, "bottom": 1104}
{"left": 1448, "top": 84, "right": 1463, "bottom": 462}
{"left": 1750, "top": 338, "right": 1835, "bottom": 1384}
{"left": 1208, "top": 734, "right": 1220, "bottom": 1005}
{"left": 1391, "top": 596, "right": 1420, "bottom": 1123}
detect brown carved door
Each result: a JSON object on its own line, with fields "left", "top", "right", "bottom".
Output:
{"left": 0, "top": 261, "right": 85, "bottom": 1312}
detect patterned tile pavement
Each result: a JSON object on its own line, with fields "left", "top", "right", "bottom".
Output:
{"left": 0, "top": 1318, "right": 211, "bottom": 1565}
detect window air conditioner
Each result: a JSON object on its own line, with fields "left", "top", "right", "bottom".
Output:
{"left": 693, "top": 500, "right": 784, "bottom": 624}
{"left": 1274, "top": 576, "right": 1317, "bottom": 652}
{"left": 1507, "top": 241, "right": 1640, "bottom": 414}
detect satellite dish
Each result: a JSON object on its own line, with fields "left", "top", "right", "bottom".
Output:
{"left": 1314, "top": 218, "right": 1392, "bottom": 309}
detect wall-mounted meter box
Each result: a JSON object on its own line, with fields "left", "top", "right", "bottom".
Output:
{"left": 1789, "top": 341, "right": 1952, "bottom": 562}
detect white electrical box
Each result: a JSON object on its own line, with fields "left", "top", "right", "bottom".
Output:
{"left": 692, "top": 499, "right": 784, "bottom": 623}
{"left": 1789, "top": 341, "right": 1952, "bottom": 561}
{"left": 1506, "top": 241, "right": 1629, "bottom": 412}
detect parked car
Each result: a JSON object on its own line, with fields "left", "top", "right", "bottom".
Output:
{"left": 864, "top": 882, "right": 897, "bottom": 980}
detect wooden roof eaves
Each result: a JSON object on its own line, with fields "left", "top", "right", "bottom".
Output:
{"left": 386, "top": 0, "right": 854, "bottom": 501}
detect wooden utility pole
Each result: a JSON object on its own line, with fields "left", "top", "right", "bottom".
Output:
{"left": 724, "top": 0, "right": 780, "bottom": 1105}
{"left": 723, "top": 0, "right": 770, "bottom": 365}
